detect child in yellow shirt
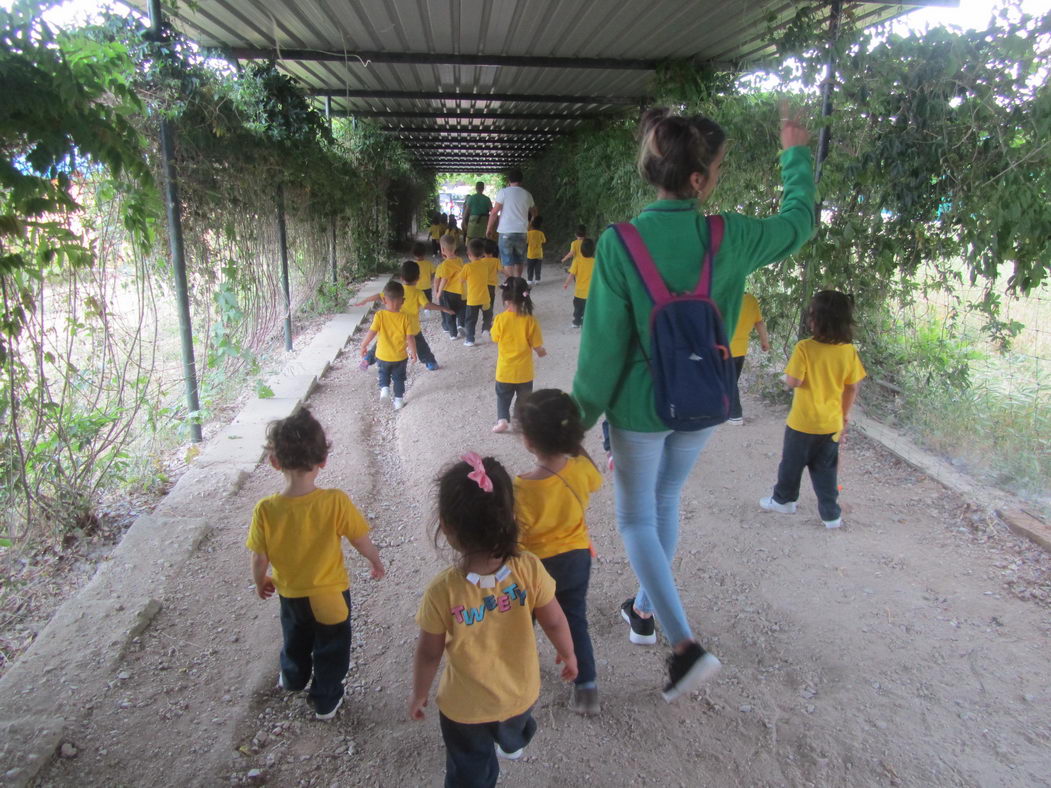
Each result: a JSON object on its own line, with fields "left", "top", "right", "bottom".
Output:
{"left": 563, "top": 237, "right": 596, "bottom": 328}
{"left": 433, "top": 234, "right": 466, "bottom": 340}
{"left": 246, "top": 409, "right": 384, "bottom": 720}
{"left": 727, "top": 292, "right": 771, "bottom": 425}
{"left": 760, "top": 291, "right": 866, "bottom": 528}
{"left": 358, "top": 281, "right": 417, "bottom": 410}
{"left": 461, "top": 238, "right": 499, "bottom": 346}
{"left": 428, "top": 214, "right": 443, "bottom": 257}
{"left": 412, "top": 241, "right": 436, "bottom": 302}
{"left": 481, "top": 238, "right": 501, "bottom": 335}
{"left": 513, "top": 389, "right": 604, "bottom": 715}
{"left": 560, "top": 224, "right": 586, "bottom": 271}
{"left": 526, "top": 216, "right": 547, "bottom": 285}
{"left": 490, "top": 278, "right": 546, "bottom": 433}
{"left": 410, "top": 453, "right": 576, "bottom": 787}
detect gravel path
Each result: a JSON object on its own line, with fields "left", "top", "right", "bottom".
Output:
{"left": 36, "top": 272, "right": 1051, "bottom": 787}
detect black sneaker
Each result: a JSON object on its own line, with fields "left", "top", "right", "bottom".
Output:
{"left": 620, "top": 598, "right": 656, "bottom": 645}
{"left": 662, "top": 643, "right": 722, "bottom": 702}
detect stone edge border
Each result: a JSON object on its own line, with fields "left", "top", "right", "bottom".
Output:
{"left": 0, "top": 275, "right": 391, "bottom": 787}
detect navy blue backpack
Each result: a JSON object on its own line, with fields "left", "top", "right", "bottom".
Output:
{"left": 611, "top": 216, "right": 735, "bottom": 431}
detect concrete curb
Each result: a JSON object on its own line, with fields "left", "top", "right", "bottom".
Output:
{"left": 0, "top": 275, "right": 391, "bottom": 786}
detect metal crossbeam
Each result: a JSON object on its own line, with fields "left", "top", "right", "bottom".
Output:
{"left": 380, "top": 128, "right": 561, "bottom": 138}
{"left": 310, "top": 88, "right": 643, "bottom": 106}
{"left": 332, "top": 110, "right": 602, "bottom": 121}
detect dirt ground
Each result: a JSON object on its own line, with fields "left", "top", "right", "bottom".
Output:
{"left": 34, "top": 270, "right": 1051, "bottom": 787}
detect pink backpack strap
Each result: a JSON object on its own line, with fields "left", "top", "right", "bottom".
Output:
{"left": 612, "top": 222, "right": 671, "bottom": 304}
{"left": 693, "top": 215, "right": 725, "bottom": 298}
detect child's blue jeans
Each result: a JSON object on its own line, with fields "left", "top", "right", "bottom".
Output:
{"left": 376, "top": 359, "right": 407, "bottom": 397}
{"left": 541, "top": 549, "right": 595, "bottom": 685}
{"left": 278, "top": 590, "right": 350, "bottom": 716}
{"left": 439, "top": 707, "right": 536, "bottom": 788}
{"left": 610, "top": 425, "right": 716, "bottom": 646}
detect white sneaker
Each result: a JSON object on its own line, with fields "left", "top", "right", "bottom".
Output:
{"left": 759, "top": 496, "right": 797, "bottom": 514}
{"left": 492, "top": 419, "right": 510, "bottom": 433}
{"left": 393, "top": 397, "right": 405, "bottom": 410}
{"left": 727, "top": 417, "right": 744, "bottom": 425}
{"left": 379, "top": 386, "right": 390, "bottom": 400}
{"left": 464, "top": 340, "right": 475, "bottom": 347}
{"left": 823, "top": 517, "right": 843, "bottom": 529}
{"left": 495, "top": 743, "right": 523, "bottom": 761}
{"left": 315, "top": 695, "right": 343, "bottom": 721}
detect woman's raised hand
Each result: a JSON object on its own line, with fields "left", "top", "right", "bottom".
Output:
{"left": 779, "top": 100, "right": 810, "bottom": 149}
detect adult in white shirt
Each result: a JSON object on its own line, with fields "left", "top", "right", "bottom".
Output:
{"left": 486, "top": 168, "right": 536, "bottom": 278}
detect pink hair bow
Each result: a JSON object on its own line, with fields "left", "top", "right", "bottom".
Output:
{"left": 462, "top": 452, "right": 493, "bottom": 493}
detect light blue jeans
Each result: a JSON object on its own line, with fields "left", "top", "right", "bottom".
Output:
{"left": 610, "top": 425, "right": 717, "bottom": 646}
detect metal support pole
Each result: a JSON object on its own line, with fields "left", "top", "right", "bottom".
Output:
{"left": 148, "top": 0, "right": 203, "bottom": 442}
{"left": 276, "top": 183, "right": 293, "bottom": 351}
{"left": 323, "top": 96, "right": 338, "bottom": 284}
{"left": 799, "top": 0, "right": 842, "bottom": 338}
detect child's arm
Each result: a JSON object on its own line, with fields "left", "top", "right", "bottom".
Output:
{"left": 349, "top": 534, "right": 385, "bottom": 579}
{"left": 433, "top": 277, "right": 445, "bottom": 302}
{"left": 534, "top": 345, "right": 547, "bottom": 358}
{"left": 534, "top": 598, "right": 578, "bottom": 681}
{"left": 783, "top": 374, "right": 803, "bottom": 388}
{"left": 406, "top": 334, "right": 418, "bottom": 363}
{"left": 563, "top": 273, "right": 575, "bottom": 290}
{"left": 841, "top": 381, "right": 860, "bottom": 425}
{"left": 359, "top": 329, "right": 378, "bottom": 357}
{"left": 409, "top": 629, "right": 446, "bottom": 720}
{"left": 756, "top": 320, "right": 771, "bottom": 352}
{"left": 353, "top": 292, "right": 382, "bottom": 307}
{"left": 250, "top": 551, "right": 275, "bottom": 599}
{"left": 423, "top": 302, "right": 456, "bottom": 315}
{"left": 560, "top": 249, "right": 573, "bottom": 264}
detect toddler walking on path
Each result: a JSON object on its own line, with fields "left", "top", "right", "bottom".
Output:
{"left": 246, "top": 410, "right": 384, "bottom": 720}
{"left": 410, "top": 454, "right": 576, "bottom": 788}
{"left": 490, "top": 278, "right": 546, "bottom": 434}
{"left": 513, "top": 389, "right": 604, "bottom": 715}
{"left": 760, "top": 290, "right": 866, "bottom": 528}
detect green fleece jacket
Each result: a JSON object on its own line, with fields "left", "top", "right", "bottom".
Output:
{"left": 572, "top": 145, "right": 816, "bottom": 432}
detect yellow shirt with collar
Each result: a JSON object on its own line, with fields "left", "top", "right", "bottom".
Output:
{"left": 461, "top": 259, "right": 493, "bottom": 307}
{"left": 785, "top": 338, "right": 867, "bottom": 435}
{"left": 491, "top": 310, "right": 543, "bottom": 384}
{"left": 481, "top": 256, "right": 501, "bottom": 287}
{"left": 369, "top": 309, "right": 411, "bottom": 362}
{"left": 415, "top": 259, "right": 435, "bottom": 291}
{"left": 416, "top": 553, "right": 555, "bottom": 724}
{"left": 514, "top": 456, "right": 603, "bottom": 559}
{"left": 569, "top": 255, "right": 595, "bottom": 299}
{"left": 246, "top": 488, "right": 370, "bottom": 598}
{"left": 435, "top": 257, "right": 464, "bottom": 295}
{"left": 400, "top": 284, "right": 429, "bottom": 335}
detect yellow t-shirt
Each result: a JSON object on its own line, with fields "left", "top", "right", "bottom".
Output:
{"left": 481, "top": 256, "right": 501, "bottom": 287}
{"left": 245, "top": 488, "right": 370, "bottom": 598}
{"left": 491, "top": 311, "right": 543, "bottom": 384}
{"left": 416, "top": 553, "right": 555, "bottom": 724}
{"left": 569, "top": 255, "right": 595, "bottom": 299}
{"left": 428, "top": 224, "right": 442, "bottom": 240}
{"left": 435, "top": 257, "right": 464, "bottom": 295}
{"left": 415, "top": 259, "right": 434, "bottom": 291}
{"left": 785, "top": 338, "right": 867, "bottom": 435}
{"left": 527, "top": 230, "right": 547, "bottom": 260}
{"left": 461, "top": 259, "right": 492, "bottom": 307}
{"left": 400, "top": 284, "right": 429, "bottom": 335}
{"left": 569, "top": 238, "right": 583, "bottom": 260}
{"left": 730, "top": 293, "right": 763, "bottom": 358}
{"left": 369, "top": 309, "right": 411, "bottom": 362}
{"left": 514, "top": 456, "right": 603, "bottom": 559}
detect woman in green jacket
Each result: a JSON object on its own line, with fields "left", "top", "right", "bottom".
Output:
{"left": 572, "top": 107, "right": 814, "bottom": 701}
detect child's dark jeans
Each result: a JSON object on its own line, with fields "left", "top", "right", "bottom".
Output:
{"left": 439, "top": 707, "right": 537, "bottom": 788}
{"left": 541, "top": 549, "right": 595, "bottom": 685}
{"left": 729, "top": 355, "right": 746, "bottom": 419}
{"left": 572, "top": 296, "right": 587, "bottom": 327}
{"left": 526, "top": 258, "right": 542, "bottom": 281}
{"left": 482, "top": 285, "right": 495, "bottom": 332}
{"left": 464, "top": 304, "right": 484, "bottom": 343}
{"left": 377, "top": 359, "right": 407, "bottom": 397}
{"left": 414, "top": 332, "right": 436, "bottom": 366}
{"left": 279, "top": 590, "right": 351, "bottom": 716}
{"left": 771, "top": 426, "right": 841, "bottom": 521}
{"left": 440, "top": 292, "right": 464, "bottom": 337}
{"left": 495, "top": 380, "right": 533, "bottom": 422}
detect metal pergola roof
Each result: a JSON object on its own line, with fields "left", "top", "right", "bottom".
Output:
{"left": 130, "top": 0, "right": 955, "bottom": 172}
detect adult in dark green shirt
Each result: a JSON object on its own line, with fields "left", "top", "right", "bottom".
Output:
{"left": 462, "top": 182, "right": 493, "bottom": 240}
{"left": 572, "top": 107, "right": 815, "bottom": 702}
